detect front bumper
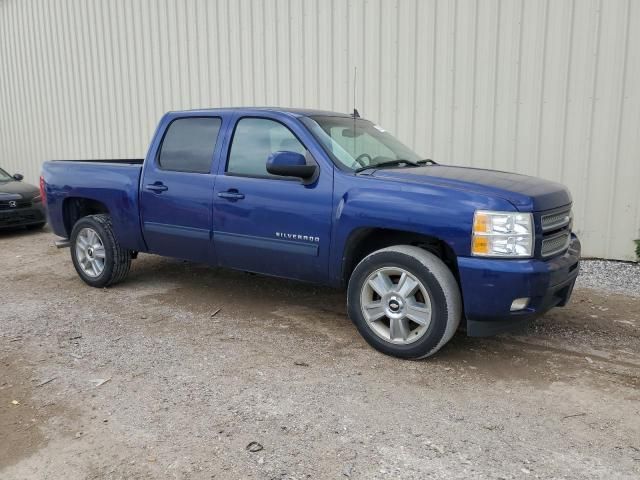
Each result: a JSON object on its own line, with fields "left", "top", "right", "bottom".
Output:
{"left": 0, "top": 204, "right": 46, "bottom": 229}
{"left": 457, "top": 235, "right": 581, "bottom": 336}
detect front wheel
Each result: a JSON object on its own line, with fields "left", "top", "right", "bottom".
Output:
{"left": 70, "top": 214, "right": 131, "bottom": 288}
{"left": 347, "top": 245, "right": 462, "bottom": 359}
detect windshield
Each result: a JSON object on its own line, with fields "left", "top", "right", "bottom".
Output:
{"left": 301, "top": 116, "right": 421, "bottom": 171}
{"left": 0, "top": 168, "right": 12, "bottom": 182}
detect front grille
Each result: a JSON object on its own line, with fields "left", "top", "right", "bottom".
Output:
{"left": 541, "top": 209, "right": 571, "bottom": 232}
{"left": 538, "top": 207, "right": 572, "bottom": 258}
{"left": 541, "top": 231, "right": 571, "bottom": 257}
{"left": 0, "top": 199, "right": 32, "bottom": 210}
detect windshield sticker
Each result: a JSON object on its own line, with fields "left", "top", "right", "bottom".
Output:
{"left": 373, "top": 125, "right": 386, "bottom": 133}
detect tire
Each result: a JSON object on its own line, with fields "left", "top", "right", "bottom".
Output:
{"left": 26, "top": 222, "right": 46, "bottom": 230}
{"left": 70, "top": 214, "right": 131, "bottom": 288}
{"left": 347, "top": 245, "right": 462, "bottom": 359}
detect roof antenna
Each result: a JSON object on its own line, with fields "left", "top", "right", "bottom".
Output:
{"left": 352, "top": 67, "right": 360, "bottom": 118}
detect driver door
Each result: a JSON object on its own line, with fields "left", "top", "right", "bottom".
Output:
{"left": 212, "top": 115, "right": 333, "bottom": 282}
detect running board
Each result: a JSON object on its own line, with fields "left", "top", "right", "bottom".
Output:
{"left": 55, "top": 238, "right": 71, "bottom": 249}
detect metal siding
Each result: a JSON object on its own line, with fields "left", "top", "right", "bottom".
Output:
{"left": 0, "top": 0, "right": 638, "bottom": 260}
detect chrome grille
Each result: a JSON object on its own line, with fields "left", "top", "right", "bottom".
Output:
{"left": 541, "top": 209, "right": 571, "bottom": 232}
{"left": 541, "top": 231, "right": 571, "bottom": 257}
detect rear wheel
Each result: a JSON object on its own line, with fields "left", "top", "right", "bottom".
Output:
{"left": 70, "top": 214, "right": 131, "bottom": 287}
{"left": 347, "top": 245, "right": 461, "bottom": 359}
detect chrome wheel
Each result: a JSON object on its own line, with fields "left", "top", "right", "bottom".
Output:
{"left": 360, "top": 267, "right": 432, "bottom": 345}
{"left": 75, "top": 227, "right": 106, "bottom": 278}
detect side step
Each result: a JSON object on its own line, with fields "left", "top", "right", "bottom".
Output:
{"left": 55, "top": 238, "right": 71, "bottom": 249}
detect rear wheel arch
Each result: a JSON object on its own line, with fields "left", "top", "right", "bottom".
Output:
{"left": 62, "top": 197, "right": 109, "bottom": 237}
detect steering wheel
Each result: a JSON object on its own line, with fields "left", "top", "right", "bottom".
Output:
{"left": 353, "top": 153, "right": 373, "bottom": 168}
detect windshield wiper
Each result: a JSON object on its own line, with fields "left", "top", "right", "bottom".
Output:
{"left": 416, "top": 158, "right": 438, "bottom": 165}
{"left": 354, "top": 159, "right": 420, "bottom": 173}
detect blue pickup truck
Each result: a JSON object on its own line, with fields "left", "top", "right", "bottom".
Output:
{"left": 42, "top": 108, "right": 580, "bottom": 359}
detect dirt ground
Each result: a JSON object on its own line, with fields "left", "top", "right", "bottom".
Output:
{"left": 1, "top": 227, "right": 639, "bottom": 479}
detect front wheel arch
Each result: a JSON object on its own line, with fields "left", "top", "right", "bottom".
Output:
{"left": 340, "top": 227, "right": 460, "bottom": 287}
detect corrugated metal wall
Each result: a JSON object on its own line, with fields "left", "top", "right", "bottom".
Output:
{"left": 1, "top": 0, "right": 639, "bottom": 260}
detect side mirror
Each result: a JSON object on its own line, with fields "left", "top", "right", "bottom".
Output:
{"left": 266, "top": 151, "right": 317, "bottom": 180}
{"left": 13, "top": 173, "right": 23, "bottom": 181}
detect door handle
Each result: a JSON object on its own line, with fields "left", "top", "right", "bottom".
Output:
{"left": 217, "top": 190, "right": 245, "bottom": 200}
{"left": 145, "top": 183, "right": 168, "bottom": 193}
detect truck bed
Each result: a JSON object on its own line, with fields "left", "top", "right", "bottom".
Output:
{"left": 42, "top": 159, "right": 146, "bottom": 251}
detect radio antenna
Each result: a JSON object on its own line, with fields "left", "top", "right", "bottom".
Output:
{"left": 352, "top": 67, "right": 360, "bottom": 118}
{"left": 351, "top": 67, "right": 360, "bottom": 154}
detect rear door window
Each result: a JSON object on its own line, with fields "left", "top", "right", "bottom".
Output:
{"left": 158, "top": 117, "right": 222, "bottom": 173}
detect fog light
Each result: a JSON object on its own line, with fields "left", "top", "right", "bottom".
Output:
{"left": 510, "top": 297, "right": 530, "bottom": 311}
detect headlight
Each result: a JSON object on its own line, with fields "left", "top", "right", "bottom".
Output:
{"left": 472, "top": 210, "right": 533, "bottom": 257}
{"left": 32, "top": 195, "right": 42, "bottom": 203}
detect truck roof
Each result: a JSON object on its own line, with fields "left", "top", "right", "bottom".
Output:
{"left": 167, "top": 107, "right": 353, "bottom": 118}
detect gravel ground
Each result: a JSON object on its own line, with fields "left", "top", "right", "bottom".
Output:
{"left": 1, "top": 227, "right": 639, "bottom": 480}
{"left": 577, "top": 260, "right": 640, "bottom": 297}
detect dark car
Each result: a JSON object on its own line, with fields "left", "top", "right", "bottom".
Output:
{"left": 0, "top": 167, "right": 46, "bottom": 230}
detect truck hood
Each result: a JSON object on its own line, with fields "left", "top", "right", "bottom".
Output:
{"left": 370, "top": 165, "right": 571, "bottom": 211}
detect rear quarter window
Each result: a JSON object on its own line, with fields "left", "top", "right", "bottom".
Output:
{"left": 158, "top": 117, "right": 221, "bottom": 173}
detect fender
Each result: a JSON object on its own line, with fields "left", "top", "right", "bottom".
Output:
{"left": 328, "top": 172, "right": 517, "bottom": 285}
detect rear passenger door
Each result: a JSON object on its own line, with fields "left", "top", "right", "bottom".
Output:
{"left": 140, "top": 116, "right": 222, "bottom": 262}
{"left": 212, "top": 114, "right": 333, "bottom": 283}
